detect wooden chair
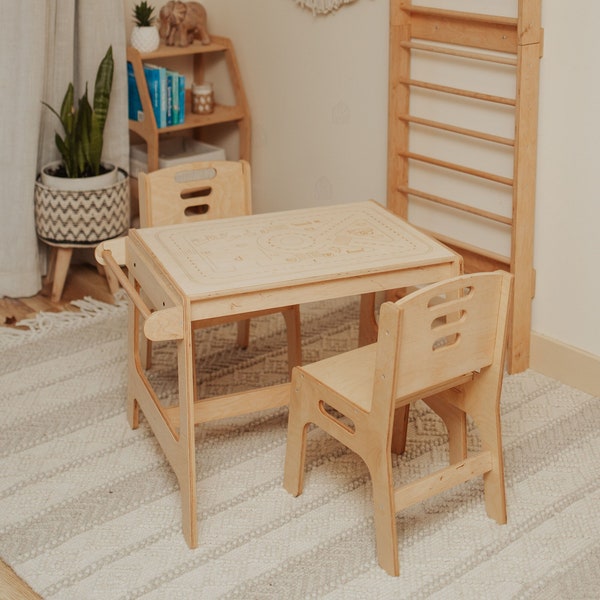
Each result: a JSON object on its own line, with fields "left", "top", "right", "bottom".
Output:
{"left": 137, "top": 159, "right": 302, "bottom": 373}
{"left": 283, "top": 271, "right": 513, "bottom": 576}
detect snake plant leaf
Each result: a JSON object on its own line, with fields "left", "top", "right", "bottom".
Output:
{"left": 59, "top": 83, "right": 75, "bottom": 137}
{"left": 54, "top": 133, "right": 73, "bottom": 177}
{"left": 43, "top": 46, "right": 114, "bottom": 179}
{"left": 93, "top": 46, "right": 114, "bottom": 139}
{"left": 90, "top": 46, "right": 113, "bottom": 176}
{"left": 76, "top": 87, "right": 93, "bottom": 177}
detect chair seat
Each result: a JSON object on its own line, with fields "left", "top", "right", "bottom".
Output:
{"left": 301, "top": 344, "right": 377, "bottom": 412}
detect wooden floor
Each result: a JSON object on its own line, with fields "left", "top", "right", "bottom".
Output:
{"left": 0, "top": 262, "right": 117, "bottom": 328}
{"left": 1, "top": 264, "right": 115, "bottom": 598}
{"left": 0, "top": 562, "right": 42, "bottom": 600}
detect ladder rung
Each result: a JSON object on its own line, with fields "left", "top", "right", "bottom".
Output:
{"left": 400, "top": 186, "right": 512, "bottom": 225}
{"left": 399, "top": 151, "right": 514, "bottom": 186}
{"left": 399, "top": 41, "right": 517, "bottom": 66}
{"left": 398, "top": 114, "right": 514, "bottom": 147}
{"left": 402, "top": 77, "right": 516, "bottom": 107}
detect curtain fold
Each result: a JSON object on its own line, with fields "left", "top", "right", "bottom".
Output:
{"left": 0, "top": 0, "right": 128, "bottom": 298}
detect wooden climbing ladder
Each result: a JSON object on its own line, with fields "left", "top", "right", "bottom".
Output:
{"left": 387, "top": 0, "right": 543, "bottom": 373}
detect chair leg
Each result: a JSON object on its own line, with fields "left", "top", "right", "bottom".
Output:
{"left": 477, "top": 412, "right": 507, "bottom": 524}
{"left": 368, "top": 455, "right": 400, "bottom": 576}
{"left": 423, "top": 393, "right": 468, "bottom": 463}
{"left": 391, "top": 405, "right": 410, "bottom": 454}
{"left": 283, "top": 373, "right": 310, "bottom": 496}
{"left": 140, "top": 337, "right": 153, "bottom": 371}
{"left": 464, "top": 381, "right": 507, "bottom": 524}
{"left": 282, "top": 305, "right": 302, "bottom": 376}
{"left": 236, "top": 319, "right": 250, "bottom": 349}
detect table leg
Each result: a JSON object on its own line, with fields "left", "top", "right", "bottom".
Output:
{"left": 358, "top": 292, "right": 378, "bottom": 346}
{"left": 127, "top": 292, "right": 141, "bottom": 430}
{"left": 176, "top": 310, "right": 198, "bottom": 548}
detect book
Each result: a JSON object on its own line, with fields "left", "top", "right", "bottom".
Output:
{"left": 179, "top": 73, "right": 186, "bottom": 124}
{"left": 169, "top": 71, "right": 184, "bottom": 125}
{"left": 143, "top": 64, "right": 162, "bottom": 127}
{"left": 144, "top": 63, "right": 168, "bottom": 128}
{"left": 167, "top": 70, "right": 183, "bottom": 126}
{"left": 127, "top": 62, "right": 143, "bottom": 122}
{"left": 154, "top": 64, "right": 168, "bottom": 128}
{"left": 166, "top": 71, "right": 174, "bottom": 126}
{"left": 129, "top": 63, "right": 185, "bottom": 127}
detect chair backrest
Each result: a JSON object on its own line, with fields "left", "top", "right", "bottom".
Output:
{"left": 375, "top": 271, "right": 513, "bottom": 404}
{"left": 138, "top": 160, "right": 252, "bottom": 227}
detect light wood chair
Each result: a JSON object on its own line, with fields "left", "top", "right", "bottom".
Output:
{"left": 138, "top": 159, "right": 302, "bottom": 373}
{"left": 283, "top": 271, "right": 513, "bottom": 576}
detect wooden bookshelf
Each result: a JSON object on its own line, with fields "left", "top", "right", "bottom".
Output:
{"left": 127, "top": 36, "right": 251, "bottom": 172}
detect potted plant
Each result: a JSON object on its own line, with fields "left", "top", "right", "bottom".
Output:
{"left": 41, "top": 46, "right": 117, "bottom": 189}
{"left": 131, "top": 1, "right": 160, "bottom": 53}
{"left": 34, "top": 46, "right": 130, "bottom": 244}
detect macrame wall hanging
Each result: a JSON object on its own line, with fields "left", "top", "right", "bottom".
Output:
{"left": 294, "top": 0, "right": 357, "bottom": 15}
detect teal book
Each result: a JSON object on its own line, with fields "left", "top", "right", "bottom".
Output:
{"left": 127, "top": 62, "right": 143, "bottom": 122}
{"left": 143, "top": 64, "right": 162, "bottom": 127}
{"left": 156, "top": 65, "right": 167, "bottom": 128}
{"left": 166, "top": 71, "right": 173, "bottom": 126}
{"left": 167, "top": 70, "right": 182, "bottom": 126}
{"left": 179, "top": 73, "right": 186, "bottom": 124}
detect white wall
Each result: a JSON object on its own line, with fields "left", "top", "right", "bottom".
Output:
{"left": 124, "top": 0, "right": 600, "bottom": 361}
{"left": 533, "top": 1, "right": 600, "bottom": 359}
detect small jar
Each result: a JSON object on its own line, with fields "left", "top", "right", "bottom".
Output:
{"left": 192, "top": 82, "right": 214, "bottom": 115}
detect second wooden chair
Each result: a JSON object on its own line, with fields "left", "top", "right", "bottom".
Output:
{"left": 283, "top": 271, "right": 513, "bottom": 576}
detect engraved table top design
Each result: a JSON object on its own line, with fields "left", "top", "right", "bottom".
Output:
{"left": 133, "top": 201, "right": 457, "bottom": 298}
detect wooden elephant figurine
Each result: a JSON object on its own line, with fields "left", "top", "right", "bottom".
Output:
{"left": 158, "top": 1, "right": 210, "bottom": 47}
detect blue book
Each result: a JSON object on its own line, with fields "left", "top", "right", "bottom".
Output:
{"left": 166, "top": 72, "right": 173, "bottom": 126}
{"left": 168, "top": 70, "right": 181, "bottom": 125}
{"left": 157, "top": 66, "right": 167, "bottom": 128}
{"left": 127, "top": 62, "right": 143, "bottom": 121}
{"left": 143, "top": 64, "right": 162, "bottom": 127}
{"left": 178, "top": 73, "right": 186, "bottom": 124}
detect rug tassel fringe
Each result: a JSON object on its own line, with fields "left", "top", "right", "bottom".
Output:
{"left": 0, "top": 290, "right": 128, "bottom": 345}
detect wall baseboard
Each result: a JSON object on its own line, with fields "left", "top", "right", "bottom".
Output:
{"left": 530, "top": 332, "right": 600, "bottom": 397}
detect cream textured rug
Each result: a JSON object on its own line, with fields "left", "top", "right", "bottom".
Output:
{"left": 1, "top": 295, "right": 599, "bottom": 599}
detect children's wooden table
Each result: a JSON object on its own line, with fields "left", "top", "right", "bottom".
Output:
{"left": 98, "top": 200, "right": 462, "bottom": 548}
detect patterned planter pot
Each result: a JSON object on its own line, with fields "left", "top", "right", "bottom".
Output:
{"left": 34, "top": 168, "right": 130, "bottom": 244}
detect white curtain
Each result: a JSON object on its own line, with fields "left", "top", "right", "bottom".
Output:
{"left": 0, "top": 0, "right": 128, "bottom": 298}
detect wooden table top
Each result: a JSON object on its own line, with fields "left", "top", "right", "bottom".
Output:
{"left": 130, "top": 200, "right": 457, "bottom": 299}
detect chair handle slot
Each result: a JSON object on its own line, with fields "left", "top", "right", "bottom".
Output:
{"left": 318, "top": 401, "right": 356, "bottom": 434}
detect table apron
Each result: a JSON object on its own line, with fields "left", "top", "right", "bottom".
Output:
{"left": 186, "top": 262, "right": 460, "bottom": 322}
